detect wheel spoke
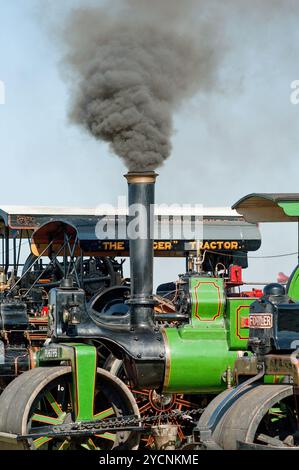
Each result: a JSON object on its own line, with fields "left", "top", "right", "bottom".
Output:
{"left": 141, "top": 435, "right": 155, "bottom": 448}
{"left": 33, "top": 436, "right": 53, "bottom": 449}
{"left": 31, "top": 413, "right": 66, "bottom": 426}
{"left": 139, "top": 402, "right": 152, "bottom": 414}
{"left": 94, "top": 407, "right": 115, "bottom": 420}
{"left": 175, "top": 398, "right": 198, "bottom": 408}
{"left": 256, "top": 433, "right": 287, "bottom": 447}
{"left": 130, "top": 389, "right": 149, "bottom": 397}
{"left": 45, "top": 391, "right": 64, "bottom": 417}
{"left": 58, "top": 439, "right": 72, "bottom": 450}
{"left": 81, "top": 438, "right": 99, "bottom": 450}
{"left": 177, "top": 425, "right": 185, "bottom": 441}
{"left": 95, "top": 432, "right": 116, "bottom": 442}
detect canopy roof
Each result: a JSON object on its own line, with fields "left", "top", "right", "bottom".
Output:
{"left": 0, "top": 206, "right": 99, "bottom": 232}
{"left": 31, "top": 214, "right": 261, "bottom": 258}
{"left": 0, "top": 205, "right": 241, "bottom": 230}
{"left": 232, "top": 193, "right": 299, "bottom": 223}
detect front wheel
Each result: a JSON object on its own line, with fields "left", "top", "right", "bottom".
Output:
{"left": 199, "top": 385, "right": 298, "bottom": 449}
{"left": 0, "top": 366, "right": 140, "bottom": 450}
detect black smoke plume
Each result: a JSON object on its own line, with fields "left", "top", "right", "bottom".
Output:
{"left": 63, "top": 0, "right": 224, "bottom": 170}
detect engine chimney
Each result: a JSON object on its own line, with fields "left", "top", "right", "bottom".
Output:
{"left": 125, "top": 171, "right": 158, "bottom": 326}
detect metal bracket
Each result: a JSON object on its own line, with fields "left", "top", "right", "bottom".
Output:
{"left": 38, "top": 342, "right": 97, "bottom": 421}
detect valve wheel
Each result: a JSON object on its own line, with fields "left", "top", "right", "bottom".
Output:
{"left": 0, "top": 366, "right": 140, "bottom": 450}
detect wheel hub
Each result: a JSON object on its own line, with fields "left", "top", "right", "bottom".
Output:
{"left": 149, "top": 391, "right": 176, "bottom": 411}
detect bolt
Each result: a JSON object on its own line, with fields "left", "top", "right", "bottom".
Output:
{"left": 130, "top": 327, "right": 135, "bottom": 332}
{"left": 134, "top": 337, "right": 139, "bottom": 341}
{"left": 159, "top": 353, "right": 164, "bottom": 358}
{"left": 137, "top": 353, "right": 142, "bottom": 358}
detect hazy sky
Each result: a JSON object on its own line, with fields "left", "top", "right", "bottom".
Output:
{"left": 1, "top": 0, "right": 299, "bottom": 286}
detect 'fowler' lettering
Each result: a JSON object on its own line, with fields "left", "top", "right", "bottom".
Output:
{"left": 249, "top": 314, "right": 273, "bottom": 329}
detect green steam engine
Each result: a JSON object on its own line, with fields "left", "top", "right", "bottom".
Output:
{"left": 0, "top": 175, "right": 298, "bottom": 450}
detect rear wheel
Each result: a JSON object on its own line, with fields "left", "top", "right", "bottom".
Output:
{"left": 0, "top": 366, "right": 140, "bottom": 450}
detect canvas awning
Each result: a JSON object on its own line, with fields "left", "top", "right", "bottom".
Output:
{"left": 232, "top": 194, "right": 299, "bottom": 223}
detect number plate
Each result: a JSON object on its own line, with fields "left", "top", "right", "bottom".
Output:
{"left": 43, "top": 348, "right": 59, "bottom": 359}
{"left": 249, "top": 314, "right": 273, "bottom": 329}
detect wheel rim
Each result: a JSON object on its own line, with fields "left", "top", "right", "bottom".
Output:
{"left": 209, "top": 385, "right": 299, "bottom": 449}
{"left": 253, "top": 397, "right": 298, "bottom": 447}
{"left": 15, "top": 368, "right": 139, "bottom": 450}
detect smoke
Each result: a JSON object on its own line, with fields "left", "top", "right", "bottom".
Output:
{"left": 62, "top": 0, "right": 225, "bottom": 171}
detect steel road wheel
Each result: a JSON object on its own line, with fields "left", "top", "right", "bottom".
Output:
{"left": 0, "top": 366, "right": 140, "bottom": 450}
{"left": 205, "top": 385, "right": 298, "bottom": 449}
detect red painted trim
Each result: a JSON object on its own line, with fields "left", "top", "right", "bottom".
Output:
{"left": 194, "top": 281, "right": 222, "bottom": 321}
{"left": 236, "top": 305, "right": 250, "bottom": 340}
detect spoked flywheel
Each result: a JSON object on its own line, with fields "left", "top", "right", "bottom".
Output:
{"left": 0, "top": 367, "right": 140, "bottom": 450}
{"left": 132, "top": 388, "right": 200, "bottom": 448}
{"left": 106, "top": 356, "right": 201, "bottom": 449}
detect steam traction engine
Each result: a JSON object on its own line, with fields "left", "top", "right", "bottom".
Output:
{"left": 0, "top": 182, "right": 298, "bottom": 450}
{"left": 197, "top": 194, "right": 299, "bottom": 449}
{"left": 0, "top": 207, "right": 123, "bottom": 391}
